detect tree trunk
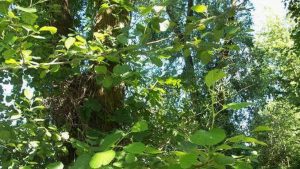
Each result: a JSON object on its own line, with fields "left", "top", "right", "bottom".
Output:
{"left": 47, "top": 0, "right": 131, "bottom": 165}
{"left": 167, "top": 0, "right": 201, "bottom": 123}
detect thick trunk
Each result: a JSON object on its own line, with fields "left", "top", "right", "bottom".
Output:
{"left": 91, "top": 0, "right": 130, "bottom": 130}
{"left": 50, "top": 0, "right": 73, "bottom": 35}
{"left": 47, "top": 0, "right": 130, "bottom": 165}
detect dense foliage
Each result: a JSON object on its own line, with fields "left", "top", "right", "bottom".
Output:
{"left": 0, "top": 0, "right": 299, "bottom": 169}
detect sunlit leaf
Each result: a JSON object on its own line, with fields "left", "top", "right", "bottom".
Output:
{"left": 65, "top": 37, "right": 76, "bottom": 49}
{"left": 223, "top": 102, "right": 251, "bottom": 110}
{"left": 159, "top": 20, "right": 170, "bottom": 32}
{"left": 40, "top": 26, "right": 57, "bottom": 34}
{"left": 5, "top": 58, "right": 17, "bottom": 64}
{"left": 16, "top": 6, "right": 37, "bottom": 13}
{"left": 46, "top": 162, "right": 64, "bottom": 169}
{"left": 89, "top": 150, "right": 116, "bottom": 168}
{"left": 179, "top": 153, "right": 198, "bottom": 169}
{"left": 21, "top": 12, "right": 38, "bottom": 25}
{"left": 24, "top": 88, "right": 33, "bottom": 100}
{"left": 205, "top": 69, "right": 226, "bottom": 87}
{"left": 252, "top": 126, "right": 273, "bottom": 132}
{"left": 131, "top": 120, "right": 148, "bottom": 132}
{"left": 191, "top": 5, "right": 207, "bottom": 13}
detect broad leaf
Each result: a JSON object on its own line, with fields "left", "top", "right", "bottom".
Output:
{"left": 205, "top": 69, "right": 226, "bottom": 87}
{"left": 71, "top": 154, "right": 91, "bottom": 169}
{"left": 65, "top": 37, "right": 76, "bottom": 49}
{"left": 95, "top": 66, "right": 108, "bottom": 74}
{"left": 40, "top": 26, "right": 57, "bottom": 34}
{"left": 190, "top": 128, "right": 226, "bottom": 146}
{"left": 179, "top": 153, "right": 198, "bottom": 169}
{"left": 102, "top": 76, "right": 113, "bottom": 88}
{"left": 24, "top": 88, "right": 33, "bottom": 100}
{"left": 16, "top": 6, "right": 37, "bottom": 13}
{"left": 131, "top": 120, "right": 148, "bottom": 133}
{"left": 159, "top": 20, "right": 170, "bottom": 32}
{"left": 234, "top": 161, "right": 253, "bottom": 169}
{"left": 124, "top": 142, "right": 146, "bottom": 154}
{"left": 113, "top": 64, "right": 130, "bottom": 75}
{"left": 99, "top": 130, "right": 124, "bottom": 151}
{"left": 144, "top": 146, "right": 162, "bottom": 154}
{"left": 191, "top": 5, "right": 207, "bottom": 13}
{"left": 223, "top": 102, "right": 251, "bottom": 110}
{"left": 252, "top": 126, "right": 273, "bottom": 132}
{"left": 214, "top": 154, "right": 235, "bottom": 165}
{"left": 227, "top": 135, "right": 267, "bottom": 146}
{"left": 89, "top": 150, "right": 116, "bottom": 168}
{"left": 46, "top": 162, "right": 64, "bottom": 169}
{"left": 21, "top": 12, "right": 38, "bottom": 25}
{"left": 150, "top": 57, "right": 163, "bottom": 67}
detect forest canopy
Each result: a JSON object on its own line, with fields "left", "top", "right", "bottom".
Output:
{"left": 0, "top": 0, "right": 299, "bottom": 169}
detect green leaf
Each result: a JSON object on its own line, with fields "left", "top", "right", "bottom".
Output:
{"left": 124, "top": 142, "right": 146, "bottom": 154}
{"left": 50, "top": 65, "right": 60, "bottom": 73}
{"left": 205, "top": 69, "right": 226, "bottom": 87}
{"left": 95, "top": 66, "right": 108, "bottom": 74}
{"left": 159, "top": 20, "right": 170, "bottom": 32}
{"left": 214, "top": 154, "right": 235, "bottom": 165}
{"left": 0, "top": 2, "right": 10, "bottom": 14}
{"left": 71, "top": 154, "right": 91, "bottom": 169}
{"left": 76, "top": 35, "right": 86, "bottom": 43}
{"left": 234, "top": 161, "right": 253, "bottom": 169}
{"left": 125, "top": 153, "right": 137, "bottom": 163}
{"left": 191, "top": 5, "right": 207, "bottom": 13}
{"left": 46, "top": 162, "right": 64, "bottom": 169}
{"left": 139, "top": 6, "right": 152, "bottom": 15}
{"left": 216, "top": 144, "right": 232, "bottom": 150}
{"left": 106, "top": 56, "right": 119, "bottom": 62}
{"left": 40, "top": 26, "right": 57, "bottom": 34}
{"left": 227, "top": 135, "right": 267, "bottom": 146}
{"left": 89, "top": 150, "right": 116, "bottom": 168}
{"left": 252, "top": 126, "right": 273, "bottom": 132}
{"left": 223, "top": 102, "right": 251, "bottom": 110}
{"left": 99, "top": 3, "right": 109, "bottom": 13}
{"left": 24, "top": 88, "right": 33, "bottom": 100}
{"left": 179, "top": 153, "right": 198, "bottom": 169}
{"left": 21, "top": 12, "right": 38, "bottom": 25}
{"left": 153, "top": 5, "right": 165, "bottom": 13}
{"left": 5, "top": 58, "right": 18, "bottom": 64}
{"left": 65, "top": 37, "right": 76, "bottom": 49}
{"left": 0, "top": 129, "right": 12, "bottom": 141}
{"left": 116, "top": 34, "right": 128, "bottom": 44}
{"left": 131, "top": 120, "right": 148, "bottom": 133}
{"left": 99, "top": 131, "right": 124, "bottom": 151}
{"left": 113, "top": 64, "right": 130, "bottom": 75}
{"left": 150, "top": 57, "right": 163, "bottom": 67}
{"left": 16, "top": 6, "right": 37, "bottom": 13}
{"left": 102, "top": 76, "right": 113, "bottom": 88}
{"left": 144, "top": 146, "right": 162, "bottom": 154}
{"left": 198, "top": 50, "right": 213, "bottom": 64}
{"left": 190, "top": 128, "right": 226, "bottom": 146}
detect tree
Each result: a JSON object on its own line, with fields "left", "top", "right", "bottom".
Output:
{"left": 0, "top": 0, "right": 274, "bottom": 168}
